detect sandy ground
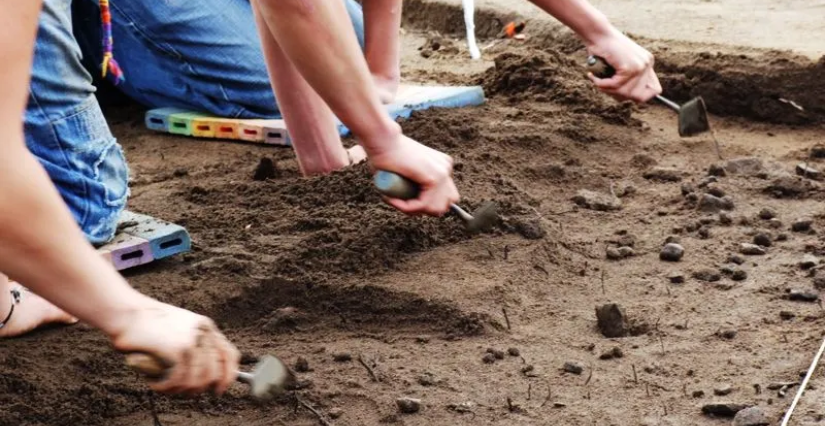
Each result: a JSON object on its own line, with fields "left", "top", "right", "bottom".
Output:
{"left": 2, "top": 1, "right": 825, "bottom": 426}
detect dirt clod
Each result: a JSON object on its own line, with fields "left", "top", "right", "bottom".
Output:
{"left": 514, "top": 218, "right": 546, "bottom": 240}
{"left": 698, "top": 194, "right": 734, "bottom": 213}
{"left": 295, "top": 357, "right": 310, "bottom": 373}
{"left": 252, "top": 158, "right": 278, "bottom": 181}
{"left": 333, "top": 353, "right": 353, "bottom": 362}
{"left": 701, "top": 403, "right": 749, "bottom": 417}
{"left": 572, "top": 189, "right": 622, "bottom": 211}
{"left": 482, "top": 353, "right": 497, "bottom": 364}
{"left": 563, "top": 361, "right": 585, "bottom": 375}
{"left": 717, "top": 329, "right": 738, "bottom": 340}
{"left": 727, "top": 254, "right": 746, "bottom": 265}
{"left": 693, "top": 269, "right": 722, "bottom": 282}
{"left": 599, "top": 347, "right": 624, "bottom": 360}
{"left": 507, "top": 348, "right": 520, "bottom": 357}
{"left": 486, "top": 348, "right": 505, "bottom": 360}
{"left": 595, "top": 303, "right": 627, "bottom": 338}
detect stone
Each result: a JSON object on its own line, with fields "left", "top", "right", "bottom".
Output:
{"left": 787, "top": 289, "right": 820, "bottom": 302}
{"left": 572, "top": 190, "right": 622, "bottom": 211}
{"left": 599, "top": 347, "right": 624, "bottom": 360}
{"left": 799, "top": 254, "right": 819, "bottom": 270}
{"left": 333, "top": 353, "right": 352, "bottom": 362}
{"left": 668, "top": 271, "right": 686, "bottom": 284}
{"left": 616, "top": 234, "right": 637, "bottom": 247}
{"left": 732, "top": 406, "right": 770, "bottom": 426}
{"left": 294, "top": 357, "right": 310, "bottom": 373}
{"left": 792, "top": 218, "right": 814, "bottom": 232}
{"left": 758, "top": 208, "right": 777, "bottom": 220}
{"left": 563, "top": 361, "right": 585, "bottom": 375}
{"left": 328, "top": 408, "right": 344, "bottom": 419}
{"left": 740, "top": 244, "right": 767, "bottom": 255}
{"left": 665, "top": 235, "right": 681, "bottom": 244}
{"left": 701, "top": 403, "right": 748, "bottom": 417}
{"left": 507, "top": 347, "right": 520, "bottom": 357}
{"left": 699, "top": 194, "right": 733, "bottom": 213}
{"left": 796, "top": 163, "right": 823, "bottom": 180}
{"left": 660, "top": 243, "right": 685, "bottom": 262}
{"left": 693, "top": 268, "right": 722, "bottom": 282}
{"left": 732, "top": 269, "right": 748, "bottom": 281}
{"left": 396, "top": 397, "right": 421, "bottom": 414}
{"left": 606, "top": 247, "right": 623, "bottom": 260}
{"left": 719, "top": 212, "right": 733, "bottom": 225}
{"left": 692, "top": 390, "right": 705, "bottom": 398}
{"left": 596, "top": 303, "right": 627, "bottom": 338}
{"left": 776, "top": 233, "right": 789, "bottom": 241}
{"left": 708, "top": 164, "right": 727, "bottom": 177}
{"left": 706, "top": 184, "right": 727, "bottom": 198}
{"left": 417, "top": 373, "right": 437, "bottom": 387}
{"left": 779, "top": 311, "right": 796, "bottom": 320}
{"left": 727, "top": 254, "right": 746, "bottom": 265}
{"left": 486, "top": 348, "right": 505, "bottom": 360}
{"left": 718, "top": 329, "right": 737, "bottom": 340}
{"left": 768, "top": 218, "right": 783, "bottom": 229}
{"left": 618, "top": 246, "right": 636, "bottom": 258}
{"left": 644, "top": 167, "right": 684, "bottom": 182}
{"left": 714, "top": 384, "right": 734, "bottom": 395}
{"left": 812, "top": 144, "right": 825, "bottom": 159}
{"left": 753, "top": 233, "right": 772, "bottom": 247}
{"left": 681, "top": 183, "right": 696, "bottom": 196}
{"left": 482, "top": 353, "right": 496, "bottom": 364}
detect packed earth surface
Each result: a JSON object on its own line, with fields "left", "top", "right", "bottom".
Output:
{"left": 3, "top": 1, "right": 825, "bottom": 425}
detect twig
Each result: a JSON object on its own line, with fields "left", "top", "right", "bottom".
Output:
{"left": 632, "top": 364, "right": 638, "bottom": 384}
{"left": 358, "top": 354, "right": 380, "bottom": 382}
{"left": 645, "top": 383, "right": 650, "bottom": 397}
{"left": 527, "top": 383, "right": 532, "bottom": 400}
{"left": 600, "top": 269, "right": 606, "bottom": 295}
{"left": 504, "top": 245, "right": 510, "bottom": 261}
{"left": 659, "top": 335, "right": 666, "bottom": 356}
{"left": 540, "top": 384, "right": 552, "bottom": 407}
{"left": 781, "top": 333, "right": 825, "bottom": 426}
{"left": 297, "top": 397, "right": 333, "bottom": 426}
{"left": 584, "top": 367, "right": 593, "bottom": 386}
{"left": 502, "top": 308, "right": 512, "bottom": 331}
{"left": 682, "top": 384, "right": 687, "bottom": 397}
{"left": 148, "top": 393, "right": 164, "bottom": 426}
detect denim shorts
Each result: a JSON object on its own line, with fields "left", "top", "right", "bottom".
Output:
{"left": 27, "top": 0, "right": 364, "bottom": 244}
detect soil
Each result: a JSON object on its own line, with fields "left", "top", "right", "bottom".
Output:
{"left": 3, "top": 1, "right": 825, "bottom": 425}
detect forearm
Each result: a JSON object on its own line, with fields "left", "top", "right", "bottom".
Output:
{"left": 253, "top": 0, "right": 400, "bottom": 155}
{"left": 528, "top": 0, "right": 618, "bottom": 44}
{"left": 363, "top": 0, "right": 402, "bottom": 81}
{"left": 0, "top": 140, "right": 153, "bottom": 336}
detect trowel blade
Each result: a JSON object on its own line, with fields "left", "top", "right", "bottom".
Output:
{"left": 250, "top": 355, "right": 294, "bottom": 399}
{"left": 678, "top": 97, "right": 711, "bottom": 137}
{"left": 466, "top": 202, "right": 499, "bottom": 233}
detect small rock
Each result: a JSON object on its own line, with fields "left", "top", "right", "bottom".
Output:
{"left": 294, "top": 357, "right": 310, "bottom": 373}
{"left": 668, "top": 271, "right": 686, "bottom": 284}
{"left": 447, "top": 402, "right": 475, "bottom": 413}
{"left": 665, "top": 235, "right": 681, "bottom": 244}
{"left": 701, "top": 403, "right": 748, "bottom": 417}
{"left": 573, "top": 190, "right": 622, "bottom": 211}
{"left": 563, "top": 361, "right": 585, "bottom": 375}
{"left": 333, "top": 353, "right": 352, "bottom": 362}
{"left": 599, "top": 347, "right": 624, "bottom": 360}
{"left": 706, "top": 184, "right": 727, "bottom": 198}
{"left": 686, "top": 193, "right": 700, "bottom": 204}
{"left": 714, "top": 384, "right": 734, "bottom": 395}
{"left": 779, "top": 311, "right": 796, "bottom": 320}
{"left": 521, "top": 365, "right": 535, "bottom": 375}
{"left": 776, "top": 233, "right": 789, "bottom": 241}
{"left": 753, "top": 233, "right": 772, "bottom": 247}
{"left": 482, "top": 353, "right": 496, "bottom": 364}
{"left": 615, "top": 182, "right": 637, "bottom": 198}
{"left": 417, "top": 373, "right": 437, "bottom": 387}
{"left": 699, "top": 194, "right": 733, "bottom": 213}
{"left": 732, "top": 269, "right": 748, "bottom": 281}
{"left": 733, "top": 406, "right": 770, "bottom": 426}
{"left": 767, "top": 176, "right": 819, "bottom": 198}
{"left": 792, "top": 218, "right": 814, "bottom": 232}
{"left": 718, "top": 329, "right": 738, "bottom": 340}
{"left": 758, "top": 208, "right": 777, "bottom": 220}
{"left": 396, "top": 397, "right": 421, "bottom": 414}
{"left": 708, "top": 164, "right": 728, "bottom": 177}
{"left": 507, "top": 348, "right": 520, "bottom": 357}
{"left": 618, "top": 246, "right": 636, "bottom": 258}
{"left": 768, "top": 218, "right": 783, "bottom": 229}
{"left": 606, "top": 247, "right": 624, "bottom": 260}
{"left": 644, "top": 167, "right": 684, "bottom": 182}
{"left": 172, "top": 168, "right": 188, "bottom": 177}
{"left": 328, "top": 408, "right": 344, "bottom": 419}
{"left": 740, "top": 244, "right": 767, "bottom": 256}
{"left": 812, "top": 145, "right": 825, "bottom": 159}
{"left": 787, "top": 288, "right": 820, "bottom": 302}
{"left": 596, "top": 303, "right": 627, "bottom": 338}
{"left": 514, "top": 219, "right": 546, "bottom": 240}
{"left": 681, "top": 183, "right": 696, "bottom": 196}
{"left": 486, "top": 348, "right": 505, "bottom": 360}
{"left": 727, "top": 254, "right": 746, "bottom": 265}
{"left": 796, "top": 163, "right": 823, "bottom": 180}
{"left": 693, "top": 268, "right": 722, "bottom": 282}
{"left": 692, "top": 390, "right": 705, "bottom": 398}
{"left": 660, "top": 243, "right": 685, "bottom": 262}
{"left": 698, "top": 227, "right": 711, "bottom": 239}
{"left": 616, "top": 233, "right": 636, "bottom": 247}
{"left": 719, "top": 212, "right": 733, "bottom": 225}
{"left": 799, "top": 254, "right": 819, "bottom": 270}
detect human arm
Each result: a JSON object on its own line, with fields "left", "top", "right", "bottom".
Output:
{"left": 528, "top": 0, "right": 661, "bottom": 102}
{"left": 0, "top": 2, "right": 238, "bottom": 394}
{"left": 253, "top": 0, "right": 458, "bottom": 215}
{"left": 363, "top": 0, "right": 403, "bottom": 104}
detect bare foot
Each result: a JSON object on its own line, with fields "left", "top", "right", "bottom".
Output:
{"left": 373, "top": 75, "right": 400, "bottom": 105}
{"left": 0, "top": 289, "right": 78, "bottom": 338}
{"left": 347, "top": 145, "right": 368, "bottom": 165}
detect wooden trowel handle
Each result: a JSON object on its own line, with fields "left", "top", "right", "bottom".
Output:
{"left": 125, "top": 353, "right": 171, "bottom": 380}
{"left": 586, "top": 55, "right": 616, "bottom": 79}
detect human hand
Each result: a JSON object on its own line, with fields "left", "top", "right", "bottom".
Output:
{"left": 111, "top": 302, "right": 239, "bottom": 395}
{"left": 368, "top": 134, "right": 459, "bottom": 216}
{"left": 586, "top": 30, "right": 662, "bottom": 103}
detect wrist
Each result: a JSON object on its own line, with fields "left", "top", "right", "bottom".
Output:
{"left": 575, "top": 10, "right": 620, "bottom": 46}
{"left": 95, "top": 287, "right": 159, "bottom": 339}
{"left": 357, "top": 118, "right": 402, "bottom": 158}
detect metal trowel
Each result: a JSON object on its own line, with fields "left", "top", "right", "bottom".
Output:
{"left": 586, "top": 56, "right": 711, "bottom": 137}
{"left": 374, "top": 170, "right": 498, "bottom": 233}
{"left": 126, "top": 353, "right": 293, "bottom": 400}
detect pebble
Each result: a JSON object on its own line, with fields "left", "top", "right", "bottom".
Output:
{"left": 753, "top": 233, "right": 772, "bottom": 247}
{"left": 333, "top": 353, "right": 353, "bottom": 362}
{"left": 740, "top": 244, "right": 767, "bottom": 256}
{"left": 732, "top": 269, "right": 748, "bottom": 281}
{"left": 719, "top": 212, "right": 733, "bottom": 225}
{"left": 718, "top": 329, "right": 738, "bottom": 340}
{"left": 507, "top": 347, "right": 520, "bottom": 357}
{"left": 787, "top": 288, "right": 820, "bottom": 302}
{"left": 692, "top": 390, "right": 705, "bottom": 398}
{"left": 800, "top": 254, "right": 819, "bottom": 270}
{"left": 714, "top": 384, "right": 734, "bottom": 395}
{"left": 294, "top": 357, "right": 310, "bottom": 373}
{"left": 328, "top": 408, "right": 344, "bottom": 419}
{"left": 758, "top": 208, "right": 777, "bottom": 220}
{"left": 698, "top": 227, "right": 711, "bottom": 239}
{"left": 701, "top": 403, "right": 748, "bottom": 417}
{"left": 599, "top": 347, "right": 624, "bottom": 360}
{"left": 606, "top": 247, "right": 623, "bottom": 260}
{"left": 618, "top": 246, "right": 636, "bottom": 258}
{"left": 727, "top": 254, "right": 746, "bottom": 265}
{"left": 644, "top": 167, "right": 684, "bottom": 182}
{"left": 732, "top": 406, "right": 770, "bottom": 426}
{"left": 486, "top": 348, "right": 505, "bottom": 360}
{"left": 698, "top": 194, "right": 734, "bottom": 213}
{"left": 418, "top": 373, "right": 437, "bottom": 387}
{"left": 660, "top": 243, "right": 685, "bottom": 262}
{"left": 708, "top": 164, "right": 728, "bottom": 177}
{"left": 668, "top": 271, "right": 686, "bottom": 284}
{"left": 596, "top": 303, "right": 628, "bottom": 338}
{"left": 768, "top": 218, "right": 783, "bottom": 229}
{"left": 665, "top": 235, "right": 681, "bottom": 245}
{"left": 482, "top": 353, "right": 496, "bottom": 364}
{"left": 706, "top": 184, "right": 726, "bottom": 198}
{"left": 792, "top": 218, "right": 814, "bottom": 232}
{"left": 563, "top": 361, "right": 585, "bottom": 375}
{"left": 796, "top": 163, "right": 823, "bottom": 181}
{"left": 396, "top": 397, "right": 422, "bottom": 414}
{"left": 776, "top": 233, "right": 789, "bottom": 241}
{"left": 812, "top": 144, "right": 825, "bottom": 159}
{"left": 693, "top": 268, "right": 722, "bottom": 282}
{"left": 572, "top": 190, "right": 622, "bottom": 211}
{"left": 681, "top": 183, "right": 696, "bottom": 196}
{"left": 779, "top": 311, "right": 796, "bottom": 320}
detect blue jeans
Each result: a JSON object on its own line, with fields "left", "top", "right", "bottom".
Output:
{"left": 27, "top": 0, "right": 365, "bottom": 244}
